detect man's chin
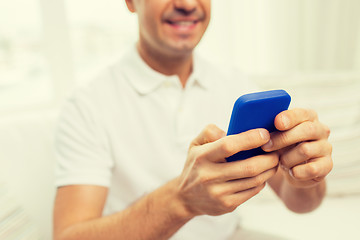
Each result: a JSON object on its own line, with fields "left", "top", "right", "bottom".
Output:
{"left": 165, "top": 41, "right": 199, "bottom": 56}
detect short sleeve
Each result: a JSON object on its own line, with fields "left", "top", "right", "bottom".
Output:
{"left": 55, "top": 89, "right": 113, "bottom": 187}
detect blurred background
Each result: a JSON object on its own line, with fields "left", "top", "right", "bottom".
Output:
{"left": 1, "top": 0, "right": 360, "bottom": 239}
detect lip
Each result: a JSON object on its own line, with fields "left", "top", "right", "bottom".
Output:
{"left": 163, "top": 18, "right": 201, "bottom": 33}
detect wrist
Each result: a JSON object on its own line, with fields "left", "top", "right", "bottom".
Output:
{"left": 156, "top": 178, "right": 195, "bottom": 222}
{"left": 171, "top": 177, "right": 197, "bottom": 220}
{"left": 278, "top": 169, "right": 327, "bottom": 213}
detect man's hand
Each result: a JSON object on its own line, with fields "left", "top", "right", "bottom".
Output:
{"left": 262, "top": 108, "right": 333, "bottom": 188}
{"left": 176, "top": 124, "right": 279, "bottom": 217}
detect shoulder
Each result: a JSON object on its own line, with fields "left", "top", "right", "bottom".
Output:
{"left": 66, "top": 53, "right": 132, "bottom": 111}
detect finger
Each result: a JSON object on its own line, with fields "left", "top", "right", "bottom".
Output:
{"left": 280, "top": 140, "right": 333, "bottom": 169}
{"left": 211, "top": 167, "right": 277, "bottom": 196}
{"left": 224, "top": 183, "right": 266, "bottom": 210}
{"left": 275, "top": 108, "right": 318, "bottom": 131}
{"left": 191, "top": 124, "right": 226, "bottom": 147}
{"left": 204, "top": 128, "right": 270, "bottom": 162}
{"left": 215, "top": 152, "right": 279, "bottom": 180}
{"left": 291, "top": 156, "right": 333, "bottom": 181}
{"left": 262, "top": 121, "right": 329, "bottom": 152}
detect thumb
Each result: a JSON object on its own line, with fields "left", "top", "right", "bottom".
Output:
{"left": 191, "top": 124, "right": 226, "bottom": 147}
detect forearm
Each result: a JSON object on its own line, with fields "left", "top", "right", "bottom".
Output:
{"left": 56, "top": 178, "right": 193, "bottom": 240}
{"left": 269, "top": 168, "right": 326, "bottom": 213}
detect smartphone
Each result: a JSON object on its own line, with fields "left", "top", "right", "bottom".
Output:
{"left": 226, "top": 89, "right": 291, "bottom": 162}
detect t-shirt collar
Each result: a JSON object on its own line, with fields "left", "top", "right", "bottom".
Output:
{"left": 121, "top": 44, "right": 208, "bottom": 95}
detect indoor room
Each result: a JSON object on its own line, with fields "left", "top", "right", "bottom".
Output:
{"left": 1, "top": 0, "right": 360, "bottom": 239}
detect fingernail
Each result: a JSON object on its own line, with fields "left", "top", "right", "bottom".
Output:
{"left": 282, "top": 115, "right": 290, "bottom": 129}
{"left": 259, "top": 129, "right": 269, "bottom": 140}
{"left": 262, "top": 139, "right": 273, "bottom": 150}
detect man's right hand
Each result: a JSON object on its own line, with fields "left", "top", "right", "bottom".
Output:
{"left": 53, "top": 125, "right": 279, "bottom": 240}
{"left": 177, "top": 124, "right": 279, "bottom": 217}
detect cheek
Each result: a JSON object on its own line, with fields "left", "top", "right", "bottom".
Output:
{"left": 203, "top": 0, "right": 211, "bottom": 19}
{"left": 200, "top": 2, "right": 211, "bottom": 33}
{"left": 145, "top": 4, "right": 164, "bottom": 32}
{"left": 139, "top": 10, "right": 161, "bottom": 39}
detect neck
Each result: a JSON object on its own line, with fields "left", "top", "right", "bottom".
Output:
{"left": 137, "top": 42, "right": 193, "bottom": 88}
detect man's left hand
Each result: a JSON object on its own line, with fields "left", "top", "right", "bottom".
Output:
{"left": 262, "top": 108, "right": 333, "bottom": 188}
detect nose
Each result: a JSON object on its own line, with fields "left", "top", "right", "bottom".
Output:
{"left": 173, "top": 0, "right": 198, "bottom": 14}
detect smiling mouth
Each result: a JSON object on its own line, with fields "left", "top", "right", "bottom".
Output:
{"left": 165, "top": 20, "right": 199, "bottom": 27}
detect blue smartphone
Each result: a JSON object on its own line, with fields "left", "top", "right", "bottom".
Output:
{"left": 226, "top": 89, "right": 291, "bottom": 162}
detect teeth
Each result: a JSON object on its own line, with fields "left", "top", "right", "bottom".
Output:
{"left": 177, "top": 21, "right": 193, "bottom": 26}
{"left": 173, "top": 21, "right": 195, "bottom": 26}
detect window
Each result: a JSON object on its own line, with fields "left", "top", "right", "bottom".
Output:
{"left": 64, "top": 0, "right": 138, "bottom": 84}
{"left": 0, "top": 0, "right": 53, "bottom": 113}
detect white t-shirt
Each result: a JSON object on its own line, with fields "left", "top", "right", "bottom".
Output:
{"left": 55, "top": 45, "right": 257, "bottom": 240}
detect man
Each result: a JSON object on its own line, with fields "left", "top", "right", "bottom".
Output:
{"left": 53, "top": 0, "right": 333, "bottom": 239}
